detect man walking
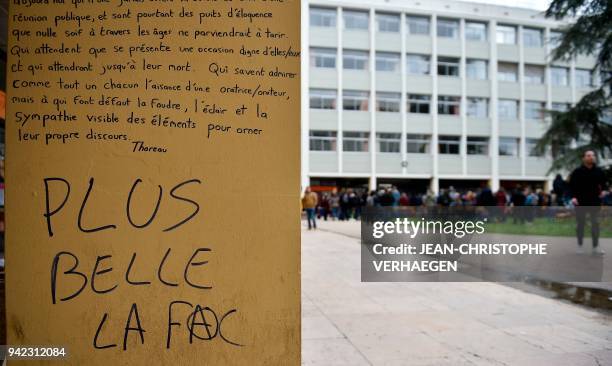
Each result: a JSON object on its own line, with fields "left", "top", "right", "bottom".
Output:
{"left": 302, "top": 187, "right": 319, "bottom": 230}
{"left": 569, "top": 150, "right": 608, "bottom": 255}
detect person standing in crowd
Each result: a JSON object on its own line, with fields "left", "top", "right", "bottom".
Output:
{"left": 437, "top": 189, "right": 451, "bottom": 207}
{"left": 399, "top": 192, "right": 410, "bottom": 206}
{"left": 366, "top": 190, "right": 377, "bottom": 207}
{"left": 391, "top": 186, "right": 401, "bottom": 207}
{"left": 302, "top": 187, "right": 318, "bottom": 230}
{"left": 423, "top": 189, "right": 436, "bottom": 209}
{"left": 511, "top": 185, "right": 526, "bottom": 224}
{"left": 604, "top": 188, "right": 612, "bottom": 206}
{"left": 329, "top": 190, "right": 340, "bottom": 220}
{"left": 319, "top": 193, "right": 330, "bottom": 221}
{"left": 524, "top": 187, "right": 538, "bottom": 223}
{"left": 569, "top": 150, "right": 608, "bottom": 255}
{"left": 379, "top": 188, "right": 394, "bottom": 207}
{"left": 553, "top": 174, "right": 567, "bottom": 206}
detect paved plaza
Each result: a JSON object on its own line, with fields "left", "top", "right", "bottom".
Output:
{"left": 301, "top": 220, "right": 612, "bottom": 366}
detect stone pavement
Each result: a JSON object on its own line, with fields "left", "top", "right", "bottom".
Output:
{"left": 301, "top": 220, "right": 612, "bottom": 366}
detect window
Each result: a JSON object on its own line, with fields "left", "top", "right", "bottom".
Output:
{"left": 526, "top": 138, "right": 543, "bottom": 157}
{"left": 575, "top": 69, "right": 592, "bottom": 88}
{"left": 376, "top": 52, "right": 401, "bottom": 72}
{"left": 437, "top": 18, "right": 459, "bottom": 38}
{"left": 343, "top": 10, "right": 369, "bottom": 30}
{"left": 406, "top": 134, "right": 430, "bottom": 153}
{"left": 524, "top": 65, "right": 544, "bottom": 84}
{"left": 407, "top": 15, "right": 430, "bottom": 35}
{"left": 310, "top": 48, "right": 336, "bottom": 69}
{"left": 466, "top": 59, "right": 487, "bottom": 80}
{"left": 525, "top": 101, "right": 544, "bottom": 120}
{"left": 551, "top": 67, "right": 569, "bottom": 86}
{"left": 310, "top": 89, "right": 337, "bottom": 109}
{"left": 406, "top": 54, "right": 430, "bottom": 75}
{"left": 438, "top": 96, "right": 460, "bottom": 115}
{"left": 343, "top": 50, "right": 369, "bottom": 70}
{"left": 548, "top": 31, "right": 562, "bottom": 49}
{"left": 465, "top": 22, "right": 487, "bottom": 41}
{"left": 499, "top": 137, "right": 519, "bottom": 156}
{"left": 377, "top": 133, "right": 401, "bottom": 153}
{"left": 343, "top": 90, "right": 369, "bottom": 111}
{"left": 310, "top": 7, "right": 336, "bottom": 27}
{"left": 439, "top": 135, "right": 460, "bottom": 154}
{"left": 467, "top": 137, "right": 489, "bottom": 155}
{"left": 498, "top": 99, "right": 518, "bottom": 120}
{"left": 408, "top": 94, "right": 430, "bottom": 114}
{"left": 467, "top": 98, "right": 488, "bottom": 118}
{"left": 498, "top": 62, "right": 518, "bottom": 82}
{"left": 496, "top": 25, "right": 516, "bottom": 44}
{"left": 438, "top": 57, "right": 460, "bottom": 77}
{"left": 551, "top": 102, "right": 569, "bottom": 112}
{"left": 376, "top": 13, "right": 400, "bottom": 32}
{"left": 310, "top": 131, "right": 337, "bottom": 151}
{"left": 523, "top": 28, "right": 543, "bottom": 47}
{"left": 343, "top": 132, "right": 369, "bottom": 152}
{"left": 376, "top": 92, "right": 401, "bottom": 112}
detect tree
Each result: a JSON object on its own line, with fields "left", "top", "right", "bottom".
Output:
{"left": 536, "top": 0, "right": 612, "bottom": 173}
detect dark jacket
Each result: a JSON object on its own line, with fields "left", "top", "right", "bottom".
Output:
{"left": 569, "top": 164, "right": 608, "bottom": 206}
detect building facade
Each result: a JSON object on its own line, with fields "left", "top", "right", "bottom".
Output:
{"left": 300, "top": 0, "right": 599, "bottom": 193}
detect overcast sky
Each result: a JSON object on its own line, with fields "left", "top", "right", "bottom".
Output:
{"left": 458, "top": 0, "right": 551, "bottom": 11}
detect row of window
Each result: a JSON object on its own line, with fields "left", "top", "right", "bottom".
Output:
{"left": 310, "top": 131, "right": 541, "bottom": 157}
{"left": 310, "top": 89, "right": 569, "bottom": 119}
{"left": 310, "top": 48, "right": 594, "bottom": 87}
{"left": 310, "top": 7, "right": 559, "bottom": 47}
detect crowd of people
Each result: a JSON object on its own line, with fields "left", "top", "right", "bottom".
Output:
{"left": 302, "top": 150, "right": 610, "bottom": 254}
{"left": 304, "top": 180, "right": 612, "bottom": 224}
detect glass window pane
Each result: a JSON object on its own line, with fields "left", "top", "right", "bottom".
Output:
{"left": 310, "top": 7, "right": 337, "bottom": 27}
{"left": 466, "top": 22, "right": 487, "bottom": 41}
{"left": 551, "top": 67, "right": 568, "bottom": 86}
{"left": 310, "top": 47, "right": 337, "bottom": 69}
{"left": 376, "top": 92, "right": 401, "bottom": 112}
{"left": 496, "top": 25, "right": 516, "bottom": 44}
{"left": 377, "top": 133, "right": 401, "bottom": 153}
{"left": 467, "top": 98, "right": 488, "bottom": 118}
{"left": 467, "top": 137, "right": 489, "bottom": 155}
{"left": 524, "top": 65, "right": 544, "bottom": 84}
{"left": 499, "top": 137, "right": 519, "bottom": 156}
{"left": 343, "top": 10, "right": 369, "bottom": 30}
{"left": 498, "top": 99, "right": 518, "bottom": 120}
{"left": 438, "top": 135, "right": 460, "bottom": 154}
{"left": 466, "top": 59, "right": 487, "bottom": 80}
{"left": 376, "top": 13, "right": 400, "bottom": 32}
{"left": 437, "top": 18, "right": 459, "bottom": 38}
{"left": 343, "top": 90, "right": 369, "bottom": 111}
{"left": 407, "top": 16, "right": 430, "bottom": 35}
{"left": 406, "top": 134, "right": 430, "bottom": 153}
{"left": 575, "top": 69, "right": 592, "bottom": 88}
{"left": 343, "top": 131, "right": 370, "bottom": 152}
{"left": 343, "top": 50, "right": 369, "bottom": 70}
{"left": 525, "top": 101, "right": 544, "bottom": 120}
{"left": 438, "top": 96, "right": 460, "bottom": 115}
{"left": 408, "top": 94, "right": 431, "bottom": 114}
{"left": 523, "top": 28, "right": 543, "bottom": 47}
{"left": 437, "top": 57, "right": 460, "bottom": 77}
{"left": 498, "top": 62, "right": 518, "bottom": 82}
{"left": 310, "top": 130, "right": 337, "bottom": 151}
{"left": 310, "top": 89, "right": 337, "bottom": 109}
{"left": 376, "top": 52, "right": 401, "bottom": 72}
{"left": 406, "top": 54, "right": 430, "bottom": 75}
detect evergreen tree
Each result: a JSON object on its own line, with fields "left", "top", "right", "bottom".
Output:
{"left": 536, "top": 0, "right": 612, "bottom": 173}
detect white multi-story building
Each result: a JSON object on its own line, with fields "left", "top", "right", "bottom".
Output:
{"left": 300, "top": 0, "right": 599, "bottom": 194}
